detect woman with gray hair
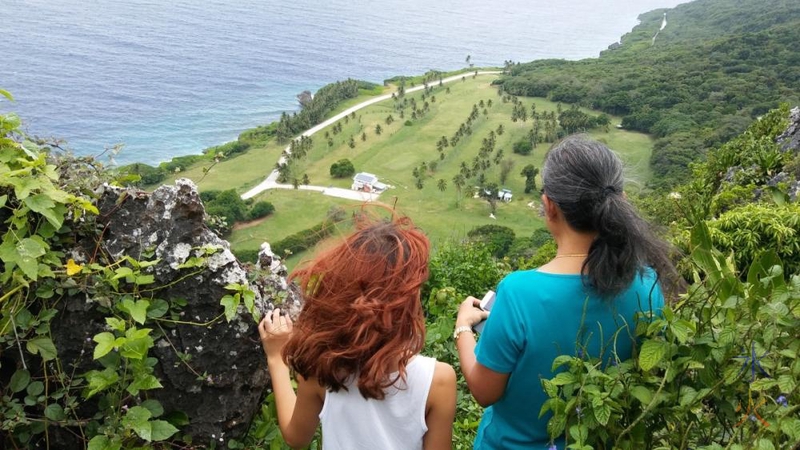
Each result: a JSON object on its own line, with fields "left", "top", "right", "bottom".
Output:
{"left": 453, "top": 136, "right": 680, "bottom": 449}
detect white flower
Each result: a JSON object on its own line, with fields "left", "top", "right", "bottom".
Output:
{"left": 668, "top": 192, "right": 682, "bottom": 200}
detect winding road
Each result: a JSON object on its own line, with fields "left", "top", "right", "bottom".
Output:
{"left": 240, "top": 70, "right": 502, "bottom": 201}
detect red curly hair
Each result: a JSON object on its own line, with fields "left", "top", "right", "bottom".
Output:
{"left": 281, "top": 212, "right": 429, "bottom": 400}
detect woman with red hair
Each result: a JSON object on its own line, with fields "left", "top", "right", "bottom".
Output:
{"left": 259, "top": 214, "right": 457, "bottom": 450}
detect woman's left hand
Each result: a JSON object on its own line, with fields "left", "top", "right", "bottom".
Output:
{"left": 259, "top": 308, "right": 294, "bottom": 359}
{"left": 456, "top": 296, "right": 489, "bottom": 328}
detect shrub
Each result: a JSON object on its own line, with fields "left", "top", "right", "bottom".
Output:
{"left": 160, "top": 154, "right": 206, "bottom": 173}
{"left": 512, "top": 139, "right": 533, "bottom": 155}
{"left": 467, "top": 225, "right": 516, "bottom": 258}
{"left": 271, "top": 219, "right": 340, "bottom": 256}
{"left": 404, "top": 120, "right": 413, "bottom": 126}
{"left": 232, "top": 248, "right": 260, "bottom": 264}
{"left": 424, "top": 240, "right": 509, "bottom": 300}
{"left": 329, "top": 159, "right": 355, "bottom": 178}
{"left": 203, "top": 189, "right": 248, "bottom": 226}
{"left": 247, "top": 201, "right": 275, "bottom": 221}
{"left": 120, "top": 163, "right": 166, "bottom": 186}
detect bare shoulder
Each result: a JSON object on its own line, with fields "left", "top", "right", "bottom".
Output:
{"left": 432, "top": 361, "right": 456, "bottom": 388}
{"left": 297, "top": 374, "right": 327, "bottom": 401}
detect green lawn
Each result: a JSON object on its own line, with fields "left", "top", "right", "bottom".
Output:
{"left": 162, "top": 74, "right": 654, "bottom": 265}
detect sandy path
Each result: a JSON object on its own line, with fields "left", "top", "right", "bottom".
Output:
{"left": 240, "top": 70, "right": 502, "bottom": 200}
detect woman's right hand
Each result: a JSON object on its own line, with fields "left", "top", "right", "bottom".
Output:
{"left": 456, "top": 296, "right": 489, "bottom": 328}
{"left": 258, "top": 308, "right": 294, "bottom": 360}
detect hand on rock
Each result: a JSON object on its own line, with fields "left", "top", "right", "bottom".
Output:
{"left": 258, "top": 308, "right": 293, "bottom": 359}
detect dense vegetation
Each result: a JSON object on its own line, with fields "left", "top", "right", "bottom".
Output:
{"left": 497, "top": 0, "right": 800, "bottom": 188}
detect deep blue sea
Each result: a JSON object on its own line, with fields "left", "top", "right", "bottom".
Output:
{"left": 0, "top": 0, "right": 685, "bottom": 165}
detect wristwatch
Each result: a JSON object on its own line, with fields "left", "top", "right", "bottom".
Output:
{"left": 453, "top": 326, "right": 474, "bottom": 341}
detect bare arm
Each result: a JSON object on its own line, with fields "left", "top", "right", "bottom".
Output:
{"left": 423, "top": 362, "right": 457, "bottom": 450}
{"left": 455, "top": 297, "right": 510, "bottom": 407}
{"left": 260, "top": 309, "right": 324, "bottom": 449}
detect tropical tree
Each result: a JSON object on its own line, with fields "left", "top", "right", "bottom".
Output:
{"left": 452, "top": 173, "right": 466, "bottom": 207}
{"left": 520, "top": 164, "right": 539, "bottom": 193}
{"left": 375, "top": 124, "right": 382, "bottom": 135}
{"left": 437, "top": 179, "right": 447, "bottom": 192}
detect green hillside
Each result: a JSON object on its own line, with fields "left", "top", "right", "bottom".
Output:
{"left": 498, "top": 0, "right": 800, "bottom": 188}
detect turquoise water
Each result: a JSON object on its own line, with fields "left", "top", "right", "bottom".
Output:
{"left": 0, "top": 0, "right": 684, "bottom": 164}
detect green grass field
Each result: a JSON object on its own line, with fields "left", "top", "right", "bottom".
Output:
{"left": 163, "top": 74, "right": 655, "bottom": 268}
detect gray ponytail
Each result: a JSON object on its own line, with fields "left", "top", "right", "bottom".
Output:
{"left": 541, "top": 136, "right": 679, "bottom": 298}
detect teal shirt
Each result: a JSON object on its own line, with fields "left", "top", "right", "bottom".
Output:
{"left": 473, "top": 268, "right": 664, "bottom": 449}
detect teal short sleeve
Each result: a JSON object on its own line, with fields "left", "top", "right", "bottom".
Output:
{"left": 475, "top": 275, "right": 525, "bottom": 374}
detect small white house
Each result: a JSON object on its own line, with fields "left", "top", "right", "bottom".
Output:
{"left": 498, "top": 189, "right": 513, "bottom": 202}
{"left": 351, "top": 172, "right": 387, "bottom": 193}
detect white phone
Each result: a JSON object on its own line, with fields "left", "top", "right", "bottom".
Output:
{"left": 472, "top": 290, "right": 495, "bottom": 334}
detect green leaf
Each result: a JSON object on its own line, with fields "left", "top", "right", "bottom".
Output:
{"left": 146, "top": 299, "right": 169, "bottom": 318}
{"left": 670, "top": 319, "right": 695, "bottom": 344}
{"left": 122, "top": 406, "right": 153, "bottom": 441}
{"left": 551, "top": 355, "right": 574, "bottom": 371}
{"left": 630, "top": 385, "right": 653, "bottom": 405}
{"left": 164, "top": 410, "right": 190, "bottom": 427}
{"left": 93, "top": 332, "right": 117, "bottom": 360}
{"left": 755, "top": 439, "right": 775, "bottom": 450}
{"left": 220, "top": 294, "right": 239, "bottom": 322}
{"left": 593, "top": 400, "right": 612, "bottom": 426}
{"left": 0, "top": 88, "right": 14, "bottom": 101}
{"left": 24, "top": 194, "right": 63, "bottom": 229}
{"left": 541, "top": 379, "right": 558, "bottom": 398}
{"left": 44, "top": 404, "right": 66, "bottom": 421}
{"left": 17, "top": 237, "right": 48, "bottom": 280}
{"left": 777, "top": 374, "right": 796, "bottom": 393}
{"left": 9, "top": 369, "right": 31, "bottom": 393}
{"left": 122, "top": 298, "right": 150, "bottom": 324}
{"left": 120, "top": 327, "right": 154, "bottom": 360}
{"left": 87, "top": 435, "right": 122, "bottom": 450}
{"left": 243, "top": 289, "right": 256, "bottom": 315}
{"left": 780, "top": 418, "right": 800, "bottom": 441}
{"left": 135, "top": 274, "right": 155, "bottom": 285}
{"left": 112, "top": 267, "right": 133, "bottom": 280}
{"left": 150, "top": 420, "right": 179, "bottom": 441}
{"left": 27, "top": 337, "right": 57, "bottom": 361}
{"left": 638, "top": 340, "right": 666, "bottom": 371}
{"left": 551, "top": 372, "right": 577, "bottom": 386}
{"left": 84, "top": 368, "right": 120, "bottom": 398}
{"left": 126, "top": 373, "right": 163, "bottom": 395}
{"left": 26, "top": 381, "right": 44, "bottom": 396}
{"left": 105, "top": 317, "right": 126, "bottom": 332}
{"left": 141, "top": 399, "right": 164, "bottom": 418}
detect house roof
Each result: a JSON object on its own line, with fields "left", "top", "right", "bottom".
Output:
{"left": 353, "top": 172, "right": 378, "bottom": 184}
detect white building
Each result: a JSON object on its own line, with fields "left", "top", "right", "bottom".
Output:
{"left": 351, "top": 172, "right": 387, "bottom": 193}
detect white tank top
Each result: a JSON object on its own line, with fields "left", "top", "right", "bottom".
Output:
{"left": 319, "top": 354, "right": 436, "bottom": 450}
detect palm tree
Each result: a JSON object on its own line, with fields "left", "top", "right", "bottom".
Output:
{"left": 452, "top": 173, "right": 465, "bottom": 207}
{"left": 437, "top": 179, "right": 447, "bottom": 192}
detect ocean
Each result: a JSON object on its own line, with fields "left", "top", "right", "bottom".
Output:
{"left": 0, "top": 0, "right": 685, "bottom": 165}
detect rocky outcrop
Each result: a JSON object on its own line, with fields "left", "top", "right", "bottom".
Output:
{"left": 49, "top": 179, "right": 301, "bottom": 447}
{"left": 776, "top": 106, "right": 800, "bottom": 153}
